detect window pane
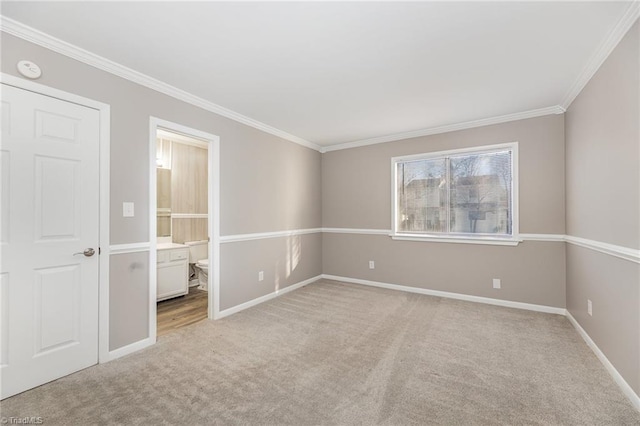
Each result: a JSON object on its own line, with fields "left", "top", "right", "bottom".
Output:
{"left": 449, "top": 151, "right": 512, "bottom": 235}
{"left": 397, "top": 158, "right": 446, "bottom": 232}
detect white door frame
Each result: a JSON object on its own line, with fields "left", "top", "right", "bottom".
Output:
{"left": 0, "top": 73, "right": 111, "bottom": 363}
{"left": 149, "top": 117, "right": 221, "bottom": 334}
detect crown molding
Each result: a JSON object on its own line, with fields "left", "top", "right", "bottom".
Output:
{"left": 4, "top": 3, "right": 636, "bottom": 155}
{"left": 560, "top": 1, "right": 640, "bottom": 109}
{"left": 320, "top": 105, "right": 565, "bottom": 153}
{"left": 0, "top": 16, "right": 322, "bottom": 152}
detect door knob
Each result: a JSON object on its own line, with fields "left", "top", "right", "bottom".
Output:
{"left": 73, "top": 248, "right": 95, "bottom": 257}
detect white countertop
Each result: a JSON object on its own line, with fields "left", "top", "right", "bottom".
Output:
{"left": 157, "top": 242, "right": 188, "bottom": 250}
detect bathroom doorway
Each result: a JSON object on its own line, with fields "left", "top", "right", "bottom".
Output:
{"left": 149, "top": 118, "right": 220, "bottom": 340}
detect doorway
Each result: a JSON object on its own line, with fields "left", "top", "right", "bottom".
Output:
{"left": 149, "top": 118, "right": 220, "bottom": 341}
{"left": 1, "top": 74, "right": 110, "bottom": 399}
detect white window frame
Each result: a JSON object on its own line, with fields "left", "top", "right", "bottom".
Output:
{"left": 391, "top": 142, "right": 520, "bottom": 246}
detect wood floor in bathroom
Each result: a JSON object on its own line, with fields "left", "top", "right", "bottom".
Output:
{"left": 157, "top": 287, "right": 208, "bottom": 337}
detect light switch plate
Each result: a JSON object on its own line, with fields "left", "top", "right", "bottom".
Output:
{"left": 123, "top": 202, "right": 135, "bottom": 217}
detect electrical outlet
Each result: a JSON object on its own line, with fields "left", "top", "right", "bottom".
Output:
{"left": 258, "top": 271, "right": 264, "bottom": 282}
{"left": 492, "top": 278, "right": 501, "bottom": 289}
{"left": 369, "top": 260, "right": 375, "bottom": 269}
{"left": 587, "top": 299, "right": 592, "bottom": 316}
{"left": 122, "top": 202, "right": 134, "bottom": 217}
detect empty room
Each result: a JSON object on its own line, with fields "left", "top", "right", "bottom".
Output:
{"left": 1, "top": 1, "right": 639, "bottom": 424}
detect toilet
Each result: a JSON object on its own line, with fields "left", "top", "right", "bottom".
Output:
{"left": 185, "top": 240, "right": 209, "bottom": 291}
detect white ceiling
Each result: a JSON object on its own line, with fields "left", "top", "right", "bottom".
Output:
{"left": 1, "top": 2, "right": 634, "bottom": 147}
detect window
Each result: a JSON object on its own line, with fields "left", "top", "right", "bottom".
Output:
{"left": 392, "top": 143, "right": 519, "bottom": 245}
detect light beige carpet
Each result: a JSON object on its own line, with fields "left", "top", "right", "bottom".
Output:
{"left": 2, "top": 279, "right": 638, "bottom": 425}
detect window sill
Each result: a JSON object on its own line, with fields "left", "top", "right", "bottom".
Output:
{"left": 390, "top": 233, "right": 522, "bottom": 246}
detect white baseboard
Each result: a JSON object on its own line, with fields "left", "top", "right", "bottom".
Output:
{"left": 217, "top": 275, "right": 322, "bottom": 319}
{"left": 102, "top": 336, "right": 156, "bottom": 363}
{"left": 566, "top": 311, "right": 640, "bottom": 411}
{"left": 321, "top": 274, "right": 567, "bottom": 315}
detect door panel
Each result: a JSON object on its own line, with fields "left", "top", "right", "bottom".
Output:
{"left": 35, "top": 156, "right": 80, "bottom": 240}
{"left": 0, "top": 84, "right": 100, "bottom": 399}
{"left": 36, "top": 110, "right": 80, "bottom": 142}
{"left": 34, "top": 265, "right": 81, "bottom": 356}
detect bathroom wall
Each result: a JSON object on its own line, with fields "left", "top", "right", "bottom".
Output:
{"left": 0, "top": 33, "right": 323, "bottom": 352}
{"left": 168, "top": 139, "right": 209, "bottom": 244}
{"left": 172, "top": 219, "right": 208, "bottom": 245}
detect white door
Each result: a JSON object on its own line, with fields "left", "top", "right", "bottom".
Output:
{"left": 1, "top": 84, "right": 100, "bottom": 399}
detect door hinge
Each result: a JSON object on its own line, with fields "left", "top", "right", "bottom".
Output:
{"left": 98, "top": 247, "right": 101, "bottom": 255}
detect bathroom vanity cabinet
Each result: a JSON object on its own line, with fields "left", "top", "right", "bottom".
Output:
{"left": 157, "top": 243, "right": 189, "bottom": 301}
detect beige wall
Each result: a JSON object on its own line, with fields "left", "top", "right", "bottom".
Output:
{"left": 322, "top": 114, "right": 567, "bottom": 307}
{"left": 223, "top": 134, "right": 322, "bottom": 235}
{"left": 566, "top": 245, "right": 639, "bottom": 394}
{"left": 0, "top": 34, "right": 323, "bottom": 350}
{"left": 566, "top": 23, "right": 639, "bottom": 250}
{"left": 323, "top": 114, "right": 565, "bottom": 234}
{"left": 565, "top": 23, "right": 640, "bottom": 396}
{"left": 324, "top": 234, "right": 566, "bottom": 307}
{"left": 109, "top": 252, "right": 149, "bottom": 351}
{"left": 220, "top": 233, "right": 322, "bottom": 310}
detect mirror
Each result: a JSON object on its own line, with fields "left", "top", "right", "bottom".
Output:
{"left": 157, "top": 168, "right": 171, "bottom": 237}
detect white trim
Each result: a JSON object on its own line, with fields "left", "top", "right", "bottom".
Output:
{"left": 0, "top": 14, "right": 565, "bottom": 157}
{"left": 210, "top": 132, "right": 221, "bottom": 320}
{"left": 103, "top": 337, "right": 155, "bottom": 363}
{"left": 321, "top": 229, "right": 637, "bottom": 262}
{"left": 217, "top": 275, "right": 322, "bottom": 319}
{"left": 390, "top": 235, "right": 521, "bottom": 246}
{"left": 220, "top": 228, "right": 323, "bottom": 244}
{"left": 171, "top": 213, "right": 209, "bottom": 219}
{"left": 0, "top": 16, "right": 321, "bottom": 153}
{"left": 560, "top": 2, "right": 640, "bottom": 109}
{"left": 149, "top": 118, "right": 222, "bottom": 329}
{"left": 98, "top": 95, "right": 111, "bottom": 366}
{"left": 565, "top": 235, "right": 640, "bottom": 264}
{"left": 321, "top": 106, "right": 564, "bottom": 153}
{"left": 1, "top": 73, "right": 113, "bottom": 365}
{"left": 322, "top": 228, "right": 391, "bottom": 235}
{"left": 214, "top": 227, "right": 637, "bottom": 262}
{"left": 390, "top": 141, "right": 518, "bottom": 163}
{"left": 149, "top": 122, "right": 158, "bottom": 347}
{"left": 6, "top": 7, "right": 638, "bottom": 154}
{"left": 216, "top": 228, "right": 638, "bottom": 263}
{"left": 109, "top": 242, "right": 151, "bottom": 255}
{"left": 322, "top": 275, "right": 566, "bottom": 315}
{"left": 390, "top": 142, "right": 520, "bottom": 244}
{"left": 566, "top": 311, "right": 640, "bottom": 411}
{"left": 519, "top": 233, "right": 565, "bottom": 242}
{"left": 157, "top": 129, "right": 209, "bottom": 150}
